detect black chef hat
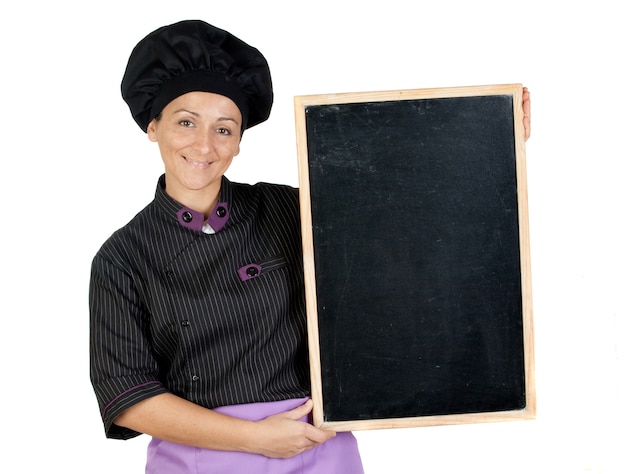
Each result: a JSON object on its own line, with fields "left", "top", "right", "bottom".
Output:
{"left": 121, "top": 20, "right": 273, "bottom": 132}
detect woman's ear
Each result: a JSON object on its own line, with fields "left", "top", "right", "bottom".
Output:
{"left": 146, "top": 119, "right": 158, "bottom": 142}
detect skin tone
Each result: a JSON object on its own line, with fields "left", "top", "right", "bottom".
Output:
{"left": 116, "top": 88, "right": 533, "bottom": 458}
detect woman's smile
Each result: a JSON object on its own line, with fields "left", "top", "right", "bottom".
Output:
{"left": 184, "top": 156, "right": 213, "bottom": 169}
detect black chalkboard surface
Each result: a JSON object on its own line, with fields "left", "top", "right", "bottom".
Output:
{"left": 295, "top": 84, "right": 535, "bottom": 431}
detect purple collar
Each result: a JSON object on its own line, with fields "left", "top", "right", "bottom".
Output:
{"left": 176, "top": 202, "right": 230, "bottom": 233}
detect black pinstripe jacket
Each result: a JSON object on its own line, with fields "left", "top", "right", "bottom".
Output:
{"left": 89, "top": 175, "right": 310, "bottom": 440}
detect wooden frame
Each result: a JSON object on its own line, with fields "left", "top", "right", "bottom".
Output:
{"left": 295, "top": 84, "right": 535, "bottom": 431}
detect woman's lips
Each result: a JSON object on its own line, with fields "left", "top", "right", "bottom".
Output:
{"left": 184, "top": 156, "right": 212, "bottom": 169}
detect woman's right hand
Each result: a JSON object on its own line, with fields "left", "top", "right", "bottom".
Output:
{"left": 249, "top": 399, "right": 337, "bottom": 458}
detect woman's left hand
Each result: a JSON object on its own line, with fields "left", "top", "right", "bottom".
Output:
{"left": 523, "top": 87, "right": 531, "bottom": 141}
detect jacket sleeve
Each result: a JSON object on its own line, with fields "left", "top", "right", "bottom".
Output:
{"left": 89, "top": 252, "right": 168, "bottom": 440}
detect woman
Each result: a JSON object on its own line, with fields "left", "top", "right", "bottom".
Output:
{"left": 90, "top": 19, "right": 363, "bottom": 473}
{"left": 90, "top": 19, "right": 531, "bottom": 473}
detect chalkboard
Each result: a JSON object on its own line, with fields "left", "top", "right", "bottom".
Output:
{"left": 294, "top": 84, "right": 535, "bottom": 431}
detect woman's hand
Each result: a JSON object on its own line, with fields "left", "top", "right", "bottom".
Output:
{"left": 523, "top": 87, "right": 531, "bottom": 141}
{"left": 249, "top": 399, "right": 336, "bottom": 459}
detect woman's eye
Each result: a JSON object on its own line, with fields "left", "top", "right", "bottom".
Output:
{"left": 217, "top": 127, "right": 231, "bottom": 135}
{"left": 179, "top": 120, "right": 194, "bottom": 127}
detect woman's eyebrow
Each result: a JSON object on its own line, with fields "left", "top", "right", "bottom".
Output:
{"left": 173, "top": 108, "right": 199, "bottom": 116}
{"left": 217, "top": 116, "right": 240, "bottom": 126}
{"left": 173, "top": 109, "right": 240, "bottom": 125}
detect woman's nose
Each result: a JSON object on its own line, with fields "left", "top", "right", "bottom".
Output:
{"left": 194, "top": 129, "right": 214, "bottom": 153}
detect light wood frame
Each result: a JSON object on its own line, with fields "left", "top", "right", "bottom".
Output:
{"left": 295, "top": 84, "right": 535, "bottom": 431}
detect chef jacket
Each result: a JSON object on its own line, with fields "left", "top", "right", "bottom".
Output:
{"left": 89, "top": 175, "right": 310, "bottom": 440}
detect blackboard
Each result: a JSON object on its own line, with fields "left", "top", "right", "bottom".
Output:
{"left": 294, "top": 84, "right": 535, "bottom": 431}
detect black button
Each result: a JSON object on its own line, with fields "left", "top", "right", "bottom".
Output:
{"left": 246, "top": 266, "right": 259, "bottom": 277}
{"left": 181, "top": 320, "right": 190, "bottom": 327}
{"left": 192, "top": 375, "right": 200, "bottom": 381}
{"left": 216, "top": 206, "right": 226, "bottom": 218}
{"left": 181, "top": 211, "right": 193, "bottom": 223}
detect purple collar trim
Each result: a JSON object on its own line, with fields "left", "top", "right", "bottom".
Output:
{"left": 176, "top": 202, "right": 229, "bottom": 233}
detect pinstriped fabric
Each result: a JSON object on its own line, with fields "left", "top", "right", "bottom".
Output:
{"left": 90, "top": 175, "right": 310, "bottom": 440}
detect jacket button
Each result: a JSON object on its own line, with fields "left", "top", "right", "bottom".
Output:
{"left": 246, "top": 266, "right": 259, "bottom": 277}
{"left": 216, "top": 206, "right": 226, "bottom": 218}
{"left": 182, "top": 211, "right": 193, "bottom": 223}
{"left": 181, "top": 320, "right": 190, "bottom": 327}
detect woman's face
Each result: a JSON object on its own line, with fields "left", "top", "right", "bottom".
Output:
{"left": 147, "top": 91, "right": 242, "bottom": 207}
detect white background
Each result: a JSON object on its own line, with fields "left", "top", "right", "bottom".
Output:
{"left": 1, "top": 1, "right": 624, "bottom": 472}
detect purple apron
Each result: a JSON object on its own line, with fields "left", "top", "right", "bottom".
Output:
{"left": 145, "top": 397, "right": 364, "bottom": 473}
